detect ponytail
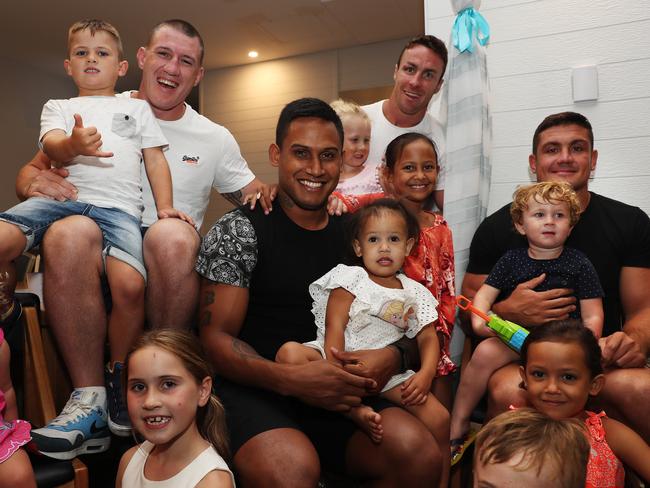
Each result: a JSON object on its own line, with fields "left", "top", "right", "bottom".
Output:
{"left": 198, "top": 393, "right": 230, "bottom": 460}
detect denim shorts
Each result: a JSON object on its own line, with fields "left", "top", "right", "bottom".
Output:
{"left": 0, "top": 198, "right": 146, "bottom": 280}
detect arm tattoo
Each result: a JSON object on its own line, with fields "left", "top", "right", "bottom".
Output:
{"left": 200, "top": 310, "right": 212, "bottom": 328}
{"left": 222, "top": 190, "right": 243, "bottom": 206}
{"left": 232, "top": 338, "right": 263, "bottom": 361}
{"left": 203, "top": 290, "right": 215, "bottom": 306}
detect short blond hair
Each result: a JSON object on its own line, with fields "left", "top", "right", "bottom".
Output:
{"left": 68, "top": 19, "right": 124, "bottom": 60}
{"left": 475, "top": 408, "right": 589, "bottom": 488}
{"left": 511, "top": 181, "right": 581, "bottom": 226}
{"left": 330, "top": 99, "right": 370, "bottom": 124}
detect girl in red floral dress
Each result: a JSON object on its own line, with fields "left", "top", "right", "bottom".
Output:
{"left": 520, "top": 321, "right": 650, "bottom": 486}
{"left": 333, "top": 132, "right": 456, "bottom": 403}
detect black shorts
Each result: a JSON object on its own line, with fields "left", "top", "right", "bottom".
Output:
{"left": 215, "top": 377, "right": 396, "bottom": 472}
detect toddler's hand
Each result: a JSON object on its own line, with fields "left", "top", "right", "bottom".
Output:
{"left": 70, "top": 114, "right": 114, "bottom": 158}
{"left": 327, "top": 194, "right": 347, "bottom": 216}
{"left": 400, "top": 371, "right": 432, "bottom": 406}
{"left": 157, "top": 207, "right": 195, "bottom": 227}
{"left": 483, "top": 324, "right": 497, "bottom": 338}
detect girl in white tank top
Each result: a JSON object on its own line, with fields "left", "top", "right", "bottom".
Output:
{"left": 116, "top": 330, "right": 234, "bottom": 487}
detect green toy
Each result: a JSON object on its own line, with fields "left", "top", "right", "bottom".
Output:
{"left": 457, "top": 295, "right": 529, "bottom": 352}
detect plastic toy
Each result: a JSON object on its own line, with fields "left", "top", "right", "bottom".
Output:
{"left": 457, "top": 295, "right": 529, "bottom": 352}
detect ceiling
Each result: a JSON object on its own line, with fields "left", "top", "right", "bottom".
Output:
{"left": 5, "top": 0, "right": 424, "bottom": 87}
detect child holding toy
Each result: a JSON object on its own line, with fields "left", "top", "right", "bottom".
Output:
{"left": 449, "top": 181, "right": 603, "bottom": 462}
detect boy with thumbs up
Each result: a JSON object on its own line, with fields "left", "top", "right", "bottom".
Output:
{"left": 0, "top": 19, "right": 191, "bottom": 453}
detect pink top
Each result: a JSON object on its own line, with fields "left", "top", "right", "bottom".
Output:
{"left": 335, "top": 163, "right": 383, "bottom": 196}
{"left": 0, "top": 329, "right": 32, "bottom": 463}
{"left": 585, "top": 411, "right": 625, "bottom": 488}
{"left": 337, "top": 193, "right": 457, "bottom": 376}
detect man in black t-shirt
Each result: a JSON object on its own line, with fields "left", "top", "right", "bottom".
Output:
{"left": 462, "top": 112, "right": 650, "bottom": 440}
{"left": 197, "top": 99, "right": 442, "bottom": 486}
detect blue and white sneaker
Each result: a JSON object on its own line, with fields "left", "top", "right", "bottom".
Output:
{"left": 106, "top": 361, "right": 132, "bottom": 437}
{"left": 31, "top": 390, "right": 110, "bottom": 460}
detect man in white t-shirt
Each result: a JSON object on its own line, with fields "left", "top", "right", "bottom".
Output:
{"left": 15, "top": 20, "right": 271, "bottom": 459}
{"left": 363, "top": 35, "right": 447, "bottom": 210}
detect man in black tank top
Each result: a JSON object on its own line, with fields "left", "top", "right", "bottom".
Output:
{"left": 196, "top": 98, "right": 442, "bottom": 485}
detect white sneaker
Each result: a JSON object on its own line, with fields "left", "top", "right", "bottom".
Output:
{"left": 31, "top": 390, "right": 111, "bottom": 460}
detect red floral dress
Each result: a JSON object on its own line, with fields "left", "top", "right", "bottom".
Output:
{"left": 585, "top": 411, "right": 625, "bottom": 488}
{"left": 337, "top": 193, "right": 457, "bottom": 376}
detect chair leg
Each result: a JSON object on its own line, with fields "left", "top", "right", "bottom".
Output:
{"left": 20, "top": 294, "right": 90, "bottom": 488}
{"left": 23, "top": 304, "right": 57, "bottom": 425}
{"left": 54, "top": 459, "right": 89, "bottom": 488}
{"left": 72, "top": 458, "right": 89, "bottom": 488}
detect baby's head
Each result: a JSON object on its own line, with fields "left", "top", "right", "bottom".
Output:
{"left": 520, "top": 320, "right": 604, "bottom": 420}
{"left": 330, "top": 99, "right": 371, "bottom": 170}
{"left": 474, "top": 408, "right": 590, "bottom": 488}
{"left": 348, "top": 199, "right": 419, "bottom": 279}
{"left": 510, "top": 181, "right": 580, "bottom": 249}
{"left": 65, "top": 19, "right": 128, "bottom": 94}
{"left": 125, "top": 330, "right": 229, "bottom": 457}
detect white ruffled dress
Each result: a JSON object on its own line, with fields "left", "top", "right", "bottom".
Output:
{"left": 305, "top": 264, "right": 438, "bottom": 392}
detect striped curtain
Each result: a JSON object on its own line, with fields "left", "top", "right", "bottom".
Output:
{"left": 439, "top": 0, "right": 492, "bottom": 362}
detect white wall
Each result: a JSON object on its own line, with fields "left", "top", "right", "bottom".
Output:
{"left": 426, "top": 0, "right": 650, "bottom": 215}
{"left": 0, "top": 59, "right": 74, "bottom": 211}
{"left": 199, "top": 38, "right": 408, "bottom": 229}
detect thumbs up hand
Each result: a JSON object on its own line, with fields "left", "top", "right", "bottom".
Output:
{"left": 70, "top": 113, "right": 114, "bottom": 158}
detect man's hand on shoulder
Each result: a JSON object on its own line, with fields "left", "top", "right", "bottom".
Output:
{"left": 243, "top": 181, "right": 278, "bottom": 214}
{"left": 233, "top": 178, "right": 277, "bottom": 215}
{"left": 599, "top": 332, "right": 647, "bottom": 369}
{"left": 492, "top": 273, "right": 576, "bottom": 327}
{"left": 283, "top": 359, "right": 376, "bottom": 412}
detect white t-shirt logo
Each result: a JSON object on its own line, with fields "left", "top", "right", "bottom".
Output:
{"left": 182, "top": 155, "right": 200, "bottom": 165}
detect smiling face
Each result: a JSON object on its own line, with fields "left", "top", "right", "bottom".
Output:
{"left": 520, "top": 341, "right": 604, "bottom": 420}
{"left": 126, "top": 346, "right": 211, "bottom": 448}
{"left": 514, "top": 197, "right": 572, "bottom": 252}
{"left": 136, "top": 25, "right": 204, "bottom": 120}
{"left": 341, "top": 114, "right": 371, "bottom": 170}
{"left": 270, "top": 117, "right": 342, "bottom": 213}
{"left": 529, "top": 124, "right": 598, "bottom": 196}
{"left": 387, "top": 138, "right": 438, "bottom": 204}
{"left": 65, "top": 29, "right": 128, "bottom": 96}
{"left": 391, "top": 44, "right": 445, "bottom": 120}
{"left": 353, "top": 210, "right": 414, "bottom": 284}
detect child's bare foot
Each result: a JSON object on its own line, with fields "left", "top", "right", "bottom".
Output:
{"left": 347, "top": 405, "right": 383, "bottom": 443}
